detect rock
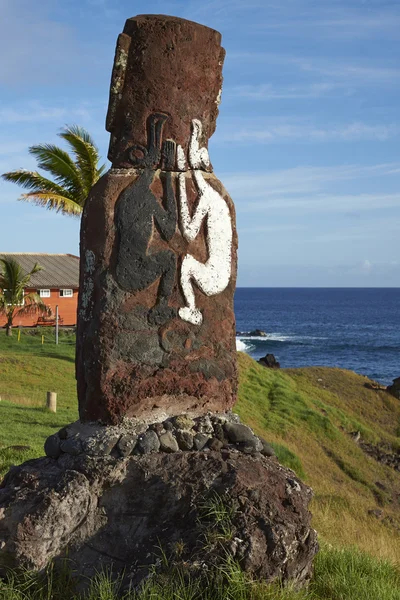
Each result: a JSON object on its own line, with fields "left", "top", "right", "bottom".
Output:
{"left": 249, "top": 329, "right": 268, "bottom": 337}
{"left": 164, "top": 420, "right": 174, "bottom": 431}
{"left": 358, "top": 438, "right": 400, "bottom": 471}
{"left": 193, "top": 433, "right": 210, "bottom": 451}
{"left": 44, "top": 435, "right": 61, "bottom": 459}
{"left": 136, "top": 431, "right": 160, "bottom": 454}
{"left": 236, "top": 330, "right": 267, "bottom": 337}
{"left": 58, "top": 427, "right": 68, "bottom": 440}
{"left": 195, "top": 415, "right": 214, "bottom": 435}
{"left": 368, "top": 508, "right": 384, "bottom": 520}
{"left": 150, "top": 423, "right": 164, "bottom": 436}
{"left": 259, "top": 439, "right": 276, "bottom": 457}
{"left": 387, "top": 377, "right": 400, "bottom": 400}
{"left": 174, "top": 416, "right": 195, "bottom": 431}
{"left": 175, "top": 430, "right": 194, "bottom": 451}
{"left": 238, "top": 438, "right": 263, "bottom": 455}
{"left": 60, "top": 436, "right": 82, "bottom": 456}
{"left": 208, "top": 437, "right": 224, "bottom": 452}
{"left": 83, "top": 432, "right": 121, "bottom": 456}
{"left": 224, "top": 423, "right": 258, "bottom": 445}
{"left": 117, "top": 434, "right": 138, "bottom": 457}
{"left": 365, "top": 381, "right": 386, "bottom": 391}
{"left": 259, "top": 353, "right": 280, "bottom": 369}
{"left": 213, "top": 423, "right": 227, "bottom": 442}
{"left": 159, "top": 432, "right": 179, "bottom": 453}
{"left": 0, "top": 452, "right": 318, "bottom": 589}
{"left": 76, "top": 14, "right": 238, "bottom": 425}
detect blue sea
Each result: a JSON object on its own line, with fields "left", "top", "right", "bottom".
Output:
{"left": 234, "top": 288, "right": 400, "bottom": 386}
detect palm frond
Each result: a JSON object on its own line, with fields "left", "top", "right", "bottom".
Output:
{"left": 0, "top": 258, "right": 22, "bottom": 290}
{"left": 59, "top": 125, "right": 106, "bottom": 194}
{"left": 18, "top": 192, "right": 83, "bottom": 216}
{"left": 0, "top": 291, "right": 7, "bottom": 313}
{"left": 1, "top": 124, "right": 104, "bottom": 216}
{"left": 0, "top": 258, "right": 25, "bottom": 307}
{"left": 0, "top": 259, "right": 49, "bottom": 324}
{"left": 17, "top": 293, "right": 51, "bottom": 317}
{"left": 1, "top": 170, "right": 72, "bottom": 197}
{"left": 19, "top": 263, "right": 43, "bottom": 289}
{"left": 28, "top": 144, "right": 83, "bottom": 197}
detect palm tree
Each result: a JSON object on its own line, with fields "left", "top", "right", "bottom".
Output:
{"left": 1, "top": 126, "right": 105, "bottom": 216}
{"left": 0, "top": 258, "right": 50, "bottom": 336}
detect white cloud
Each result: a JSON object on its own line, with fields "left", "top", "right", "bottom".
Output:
{"left": 249, "top": 3, "right": 400, "bottom": 39}
{"left": 217, "top": 121, "right": 399, "bottom": 144}
{"left": 229, "top": 53, "right": 400, "bottom": 88}
{"left": 226, "top": 82, "right": 342, "bottom": 100}
{"left": 223, "top": 163, "right": 400, "bottom": 199}
{"left": 240, "top": 223, "right": 306, "bottom": 234}
{"left": 243, "top": 193, "right": 400, "bottom": 215}
{"left": 0, "top": 105, "right": 92, "bottom": 125}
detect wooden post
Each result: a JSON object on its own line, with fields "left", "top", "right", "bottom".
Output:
{"left": 55, "top": 305, "right": 59, "bottom": 345}
{"left": 46, "top": 392, "right": 57, "bottom": 412}
{"left": 17, "top": 329, "right": 21, "bottom": 342}
{"left": 41, "top": 335, "right": 44, "bottom": 345}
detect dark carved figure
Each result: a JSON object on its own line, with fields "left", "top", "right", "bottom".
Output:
{"left": 115, "top": 113, "right": 177, "bottom": 323}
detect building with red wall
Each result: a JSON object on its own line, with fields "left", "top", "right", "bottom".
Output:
{"left": 0, "top": 253, "right": 79, "bottom": 327}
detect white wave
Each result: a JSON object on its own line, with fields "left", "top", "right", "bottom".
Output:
{"left": 236, "top": 339, "right": 255, "bottom": 352}
{"left": 237, "top": 334, "right": 292, "bottom": 342}
{"left": 236, "top": 333, "right": 327, "bottom": 343}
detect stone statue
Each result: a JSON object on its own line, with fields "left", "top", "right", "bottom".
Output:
{"left": 0, "top": 16, "right": 318, "bottom": 590}
{"left": 76, "top": 14, "right": 238, "bottom": 424}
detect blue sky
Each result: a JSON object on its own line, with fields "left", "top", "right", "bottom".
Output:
{"left": 1, "top": 0, "right": 399, "bottom": 286}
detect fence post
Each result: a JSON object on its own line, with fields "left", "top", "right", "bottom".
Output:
{"left": 55, "top": 305, "right": 59, "bottom": 345}
{"left": 46, "top": 391, "right": 57, "bottom": 412}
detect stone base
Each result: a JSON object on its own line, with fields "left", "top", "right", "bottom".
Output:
{"left": 0, "top": 431, "right": 318, "bottom": 590}
{"left": 43, "top": 412, "right": 276, "bottom": 460}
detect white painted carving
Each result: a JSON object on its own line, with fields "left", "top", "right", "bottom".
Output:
{"left": 176, "top": 144, "right": 186, "bottom": 171}
{"left": 178, "top": 119, "right": 232, "bottom": 325}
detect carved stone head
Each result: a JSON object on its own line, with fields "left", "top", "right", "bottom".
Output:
{"left": 105, "top": 14, "right": 225, "bottom": 171}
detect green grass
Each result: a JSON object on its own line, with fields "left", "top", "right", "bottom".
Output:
{"left": 1, "top": 332, "right": 400, "bottom": 597}
{"left": 0, "top": 329, "right": 78, "bottom": 475}
{"left": 311, "top": 545, "right": 400, "bottom": 600}
{"left": 0, "top": 545, "right": 399, "bottom": 600}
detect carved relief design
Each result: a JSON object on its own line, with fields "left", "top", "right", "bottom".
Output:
{"left": 114, "top": 113, "right": 177, "bottom": 325}
{"left": 178, "top": 120, "right": 233, "bottom": 325}
{"left": 114, "top": 116, "right": 233, "bottom": 326}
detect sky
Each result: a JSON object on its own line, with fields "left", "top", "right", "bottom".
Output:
{"left": 0, "top": 0, "right": 399, "bottom": 287}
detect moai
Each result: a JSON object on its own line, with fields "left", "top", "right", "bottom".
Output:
{"left": 76, "top": 15, "right": 238, "bottom": 424}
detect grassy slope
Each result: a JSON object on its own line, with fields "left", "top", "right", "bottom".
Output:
{"left": 1, "top": 333, "right": 400, "bottom": 567}
{"left": 236, "top": 352, "right": 400, "bottom": 565}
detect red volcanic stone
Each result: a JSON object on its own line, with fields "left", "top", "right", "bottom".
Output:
{"left": 105, "top": 14, "right": 225, "bottom": 168}
{"left": 76, "top": 15, "right": 238, "bottom": 424}
{"left": 0, "top": 452, "right": 318, "bottom": 588}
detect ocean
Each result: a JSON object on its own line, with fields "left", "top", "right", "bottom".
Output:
{"left": 234, "top": 288, "right": 400, "bottom": 386}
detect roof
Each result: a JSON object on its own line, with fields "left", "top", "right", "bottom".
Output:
{"left": 0, "top": 253, "right": 80, "bottom": 288}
